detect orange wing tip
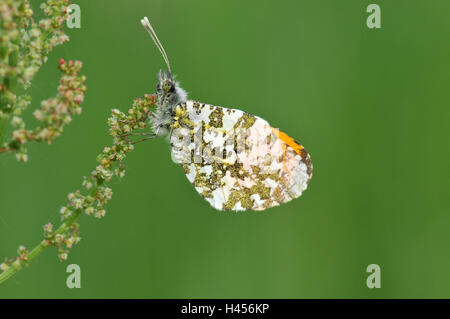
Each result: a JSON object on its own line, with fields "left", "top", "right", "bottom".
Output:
{"left": 271, "top": 127, "right": 305, "bottom": 156}
{"left": 272, "top": 127, "right": 313, "bottom": 178}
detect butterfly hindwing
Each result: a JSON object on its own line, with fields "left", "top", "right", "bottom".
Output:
{"left": 169, "top": 100, "right": 312, "bottom": 211}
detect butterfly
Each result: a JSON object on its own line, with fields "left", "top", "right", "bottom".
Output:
{"left": 140, "top": 17, "right": 312, "bottom": 211}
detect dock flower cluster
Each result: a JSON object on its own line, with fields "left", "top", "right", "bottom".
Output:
{"left": 3, "top": 59, "right": 86, "bottom": 161}
{"left": 0, "top": 0, "right": 76, "bottom": 161}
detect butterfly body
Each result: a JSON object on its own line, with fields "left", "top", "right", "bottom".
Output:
{"left": 141, "top": 17, "right": 312, "bottom": 211}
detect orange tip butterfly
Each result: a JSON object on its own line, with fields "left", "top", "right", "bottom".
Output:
{"left": 140, "top": 17, "right": 312, "bottom": 211}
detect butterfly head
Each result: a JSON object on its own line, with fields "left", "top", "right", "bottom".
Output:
{"left": 157, "top": 70, "right": 175, "bottom": 94}
{"left": 156, "top": 70, "right": 187, "bottom": 107}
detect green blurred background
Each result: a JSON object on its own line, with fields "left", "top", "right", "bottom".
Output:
{"left": 0, "top": 0, "right": 449, "bottom": 298}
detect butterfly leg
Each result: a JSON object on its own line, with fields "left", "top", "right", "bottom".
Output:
{"left": 119, "top": 132, "right": 157, "bottom": 144}
{"left": 121, "top": 132, "right": 156, "bottom": 137}
{"left": 131, "top": 135, "right": 157, "bottom": 145}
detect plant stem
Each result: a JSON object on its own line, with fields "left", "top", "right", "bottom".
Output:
{"left": 0, "top": 117, "right": 8, "bottom": 146}
{"left": 0, "top": 12, "right": 21, "bottom": 146}
{"left": 0, "top": 183, "right": 102, "bottom": 285}
{"left": 0, "top": 209, "right": 81, "bottom": 285}
{"left": 0, "top": 240, "right": 49, "bottom": 285}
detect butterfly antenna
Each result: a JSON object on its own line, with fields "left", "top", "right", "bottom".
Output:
{"left": 141, "top": 16, "right": 172, "bottom": 74}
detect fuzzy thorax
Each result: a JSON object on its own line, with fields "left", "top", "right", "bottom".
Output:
{"left": 151, "top": 70, "right": 187, "bottom": 136}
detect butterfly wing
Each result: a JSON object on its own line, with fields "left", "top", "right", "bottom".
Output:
{"left": 170, "top": 100, "right": 312, "bottom": 211}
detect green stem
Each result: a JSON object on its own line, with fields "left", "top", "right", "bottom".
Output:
{"left": 0, "top": 210, "right": 81, "bottom": 285}
{"left": 0, "top": 117, "right": 8, "bottom": 146}
{"left": 0, "top": 182, "right": 102, "bottom": 285}
{"left": 0, "top": 11, "right": 21, "bottom": 146}
{"left": 0, "top": 240, "right": 49, "bottom": 285}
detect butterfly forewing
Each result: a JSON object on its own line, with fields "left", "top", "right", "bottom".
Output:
{"left": 169, "top": 100, "right": 312, "bottom": 211}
